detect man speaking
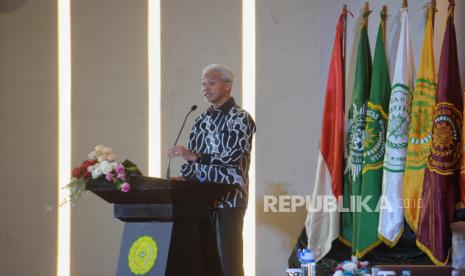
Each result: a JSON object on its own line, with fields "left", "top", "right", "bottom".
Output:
{"left": 167, "top": 64, "right": 256, "bottom": 276}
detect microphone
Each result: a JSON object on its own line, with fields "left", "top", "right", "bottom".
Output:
{"left": 166, "top": 105, "right": 197, "bottom": 179}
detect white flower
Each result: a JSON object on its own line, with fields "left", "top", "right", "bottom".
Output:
{"left": 85, "top": 145, "right": 120, "bottom": 178}
{"left": 107, "top": 153, "right": 117, "bottom": 162}
{"left": 88, "top": 151, "right": 96, "bottom": 160}
{"left": 342, "top": 262, "right": 357, "bottom": 272}
{"left": 99, "top": 161, "right": 114, "bottom": 175}
{"left": 91, "top": 166, "right": 102, "bottom": 179}
{"left": 103, "top": 147, "right": 113, "bottom": 154}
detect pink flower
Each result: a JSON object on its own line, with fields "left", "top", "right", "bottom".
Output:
{"left": 117, "top": 173, "right": 126, "bottom": 180}
{"left": 120, "top": 182, "right": 131, "bottom": 192}
{"left": 116, "top": 164, "right": 125, "bottom": 174}
{"left": 105, "top": 173, "right": 114, "bottom": 182}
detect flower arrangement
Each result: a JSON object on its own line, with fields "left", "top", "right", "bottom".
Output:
{"left": 333, "top": 256, "right": 370, "bottom": 276}
{"left": 63, "top": 145, "right": 142, "bottom": 205}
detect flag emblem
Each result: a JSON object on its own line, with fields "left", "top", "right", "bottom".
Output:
{"left": 345, "top": 103, "right": 367, "bottom": 180}
{"left": 406, "top": 90, "right": 435, "bottom": 169}
{"left": 363, "top": 102, "right": 387, "bottom": 172}
{"left": 386, "top": 86, "right": 412, "bottom": 149}
{"left": 409, "top": 99, "right": 434, "bottom": 145}
{"left": 428, "top": 102, "right": 462, "bottom": 174}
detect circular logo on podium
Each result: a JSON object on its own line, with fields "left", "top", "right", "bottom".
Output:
{"left": 128, "top": 235, "right": 158, "bottom": 275}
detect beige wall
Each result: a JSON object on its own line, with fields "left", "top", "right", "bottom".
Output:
{"left": 161, "top": 0, "right": 242, "bottom": 176}
{"left": 255, "top": 1, "right": 322, "bottom": 273}
{"left": 70, "top": 1, "right": 148, "bottom": 275}
{"left": 0, "top": 0, "right": 57, "bottom": 275}
{"left": 1, "top": 0, "right": 465, "bottom": 275}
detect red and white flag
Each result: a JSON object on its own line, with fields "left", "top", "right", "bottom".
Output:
{"left": 305, "top": 11, "right": 345, "bottom": 261}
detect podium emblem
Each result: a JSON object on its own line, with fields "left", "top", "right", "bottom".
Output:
{"left": 128, "top": 235, "right": 158, "bottom": 275}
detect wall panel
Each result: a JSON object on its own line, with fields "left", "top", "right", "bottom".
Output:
{"left": 161, "top": 0, "right": 242, "bottom": 173}
{"left": 0, "top": 0, "right": 57, "bottom": 275}
{"left": 71, "top": 1, "right": 148, "bottom": 275}
{"left": 256, "top": 0, "right": 321, "bottom": 273}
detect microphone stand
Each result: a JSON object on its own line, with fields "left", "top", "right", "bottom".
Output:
{"left": 166, "top": 105, "right": 197, "bottom": 179}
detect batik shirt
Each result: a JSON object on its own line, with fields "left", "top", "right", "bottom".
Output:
{"left": 180, "top": 97, "right": 256, "bottom": 207}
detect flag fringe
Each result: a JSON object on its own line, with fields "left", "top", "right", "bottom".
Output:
{"left": 415, "top": 239, "right": 450, "bottom": 266}
{"left": 355, "top": 239, "right": 382, "bottom": 259}
{"left": 378, "top": 226, "right": 404, "bottom": 248}
{"left": 427, "top": 166, "right": 456, "bottom": 176}
{"left": 338, "top": 236, "right": 352, "bottom": 248}
{"left": 362, "top": 163, "right": 383, "bottom": 174}
{"left": 367, "top": 101, "right": 388, "bottom": 119}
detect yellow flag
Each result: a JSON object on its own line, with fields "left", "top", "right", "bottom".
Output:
{"left": 403, "top": 6, "right": 436, "bottom": 233}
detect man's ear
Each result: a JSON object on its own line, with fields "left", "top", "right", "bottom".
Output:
{"left": 225, "top": 81, "right": 232, "bottom": 91}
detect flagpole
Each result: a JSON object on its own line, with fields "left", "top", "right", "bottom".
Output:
{"left": 431, "top": 0, "right": 436, "bottom": 27}
{"left": 403, "top": 0, "right": 408, "bottom": 9}
{"left": 449, "top": 0, "right": 455, "bottom": 16}
{"left": 381, "top": 5, "right": 387, "bottom": 43}
{"left": 364, "top": 2, "right": 370, "bottom": 15}
{"left": 362, "top": 2, "right": 370, "bottom": 30}
{"left": 462, "top": 86, "right": 465, "bottom": 209}
{"left": 342, "top": 4, "right": 347, "bottom": 73}
{"left": 342, "top": 4, "right": 348, "bottom": 109}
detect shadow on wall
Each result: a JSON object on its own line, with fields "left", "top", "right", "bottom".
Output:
{"left": 0, "top": 0, "right": 28, "bottom": 13}
{"left": 256, "top": 182, "right": 308, "bottom": 249}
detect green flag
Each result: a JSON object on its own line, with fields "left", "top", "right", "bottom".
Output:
{"left": 355, "top": 10, "right": 391, "bottom": 258}
{"left": 341, "top": 9, "right": 372, "bottom": 247}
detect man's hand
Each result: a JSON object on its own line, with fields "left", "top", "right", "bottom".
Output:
{"left": 167, "top": 145, "right": 196, "bottom": 162}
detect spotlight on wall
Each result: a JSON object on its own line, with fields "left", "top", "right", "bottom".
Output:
{"left": 148, "top": 0, "right": 162, "bottom": 177}
{"left": 242, "top": 0, "right": 256, "bottom": 275}
{"left": 57, "top": 0, "right": 71, "bottom": 275}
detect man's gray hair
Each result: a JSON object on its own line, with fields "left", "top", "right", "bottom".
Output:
{"left": 202, "top": 64, "right": 234, "bottom": 83}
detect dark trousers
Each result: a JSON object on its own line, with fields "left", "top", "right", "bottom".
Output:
{"left": 216, "top": 207, "right": 246, "bottom": 276}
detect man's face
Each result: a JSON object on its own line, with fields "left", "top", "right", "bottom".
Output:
{"left": 201, "top": 71, "right": 231, "bottom": 107}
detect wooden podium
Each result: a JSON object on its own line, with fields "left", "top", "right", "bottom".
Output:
{"left": 87, "top": 176, "right": 240, "bottom": 276}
